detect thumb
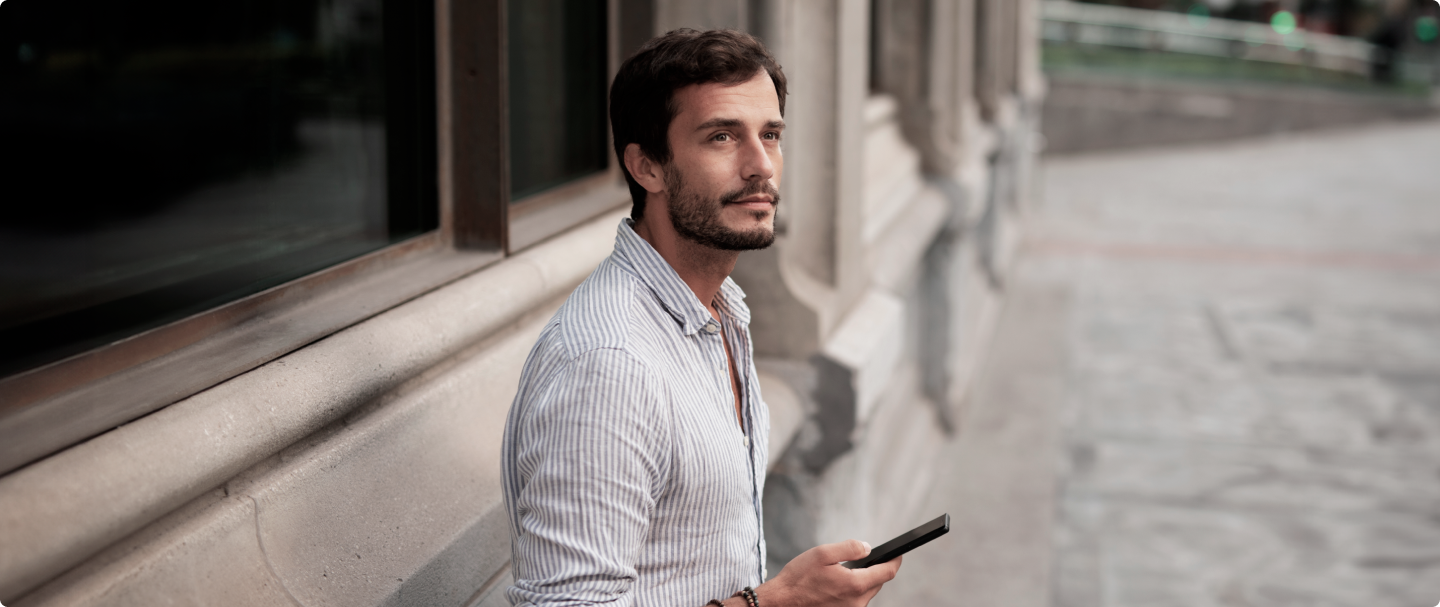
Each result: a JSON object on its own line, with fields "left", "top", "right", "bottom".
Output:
{"left": 818, "top": 539, "right": 872, "bottom": 564}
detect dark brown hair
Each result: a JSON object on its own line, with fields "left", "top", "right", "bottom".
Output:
{"left": 609, "top": 29, "right": 787, "bottom": 220}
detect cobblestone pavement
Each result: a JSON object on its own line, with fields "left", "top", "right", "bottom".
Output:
{"left": 1029, "top": 121, "right": 1440, "bottom": 607}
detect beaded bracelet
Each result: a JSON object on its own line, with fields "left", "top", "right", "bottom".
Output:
{"left": 739, "top": 586, "right": 760, "bottom": 607}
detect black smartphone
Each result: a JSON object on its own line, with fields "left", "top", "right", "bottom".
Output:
{"left": 841, "top": 513, "right": 950, "bottom": 569}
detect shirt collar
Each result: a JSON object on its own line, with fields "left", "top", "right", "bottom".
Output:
{"left": 613, "top": 219, "right": 751, "bottom": 335}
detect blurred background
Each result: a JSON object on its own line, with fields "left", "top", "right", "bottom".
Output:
{"left": 886, "top": 1, "right": 1440, "bottom": 605}
{"left": 1041, "top": 0, "right": 1439, "bottom": 152}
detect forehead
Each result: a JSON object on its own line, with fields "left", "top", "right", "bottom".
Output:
{"left": 670, "top": 71, "right": 780, "bottom": 124}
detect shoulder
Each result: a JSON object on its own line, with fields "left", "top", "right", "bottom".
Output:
{"left": 516, "top": 341, "right": 670, "bottom": 438}
{"left": 514, "top": 254, "right": 684, "bottom": 411}
{"left": 548, "top": 256, "right": 670, "bottom": 358}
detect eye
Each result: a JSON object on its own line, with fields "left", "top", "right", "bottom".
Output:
{"left": 763, "top": 132, "right": 780, "bottom": 141}
{"left": 712, "top": 133, "right": 731, "bottom": 142}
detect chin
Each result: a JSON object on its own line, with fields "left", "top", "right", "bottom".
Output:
{"left": 727, "top": 218, "right": 773, "bottom": 238}
{"left": 724, "top": 206, "right": 773, "bottom": 224}
{"left": 710, "top": 224, "right": 775, "bottom": 251}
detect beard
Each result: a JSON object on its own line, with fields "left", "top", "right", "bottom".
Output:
{"left": 663, "top": 164, "right": 780, "bottom": 251}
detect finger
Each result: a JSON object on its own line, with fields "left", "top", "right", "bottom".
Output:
{"left": 814, "top": 539, "right": 871, "bottom": 564}
{"left": 853, "top": 554, "right": 902, "bottom": 586}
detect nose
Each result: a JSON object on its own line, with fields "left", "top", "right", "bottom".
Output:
{"left": 739, "top": 133, "right": 775, "bottom": 183}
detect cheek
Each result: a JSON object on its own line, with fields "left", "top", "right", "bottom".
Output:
{"left": 684, "top": 158, "right": 731, "bottom": 192}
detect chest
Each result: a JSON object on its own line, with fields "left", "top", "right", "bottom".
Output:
{"left": 644, "top": 329, "right": 769, "bottom": 504}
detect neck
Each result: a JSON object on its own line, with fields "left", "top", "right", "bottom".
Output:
{"left": 633, "top": 215, "right": 739, "bottom": 318}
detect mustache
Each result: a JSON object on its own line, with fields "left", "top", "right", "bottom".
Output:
{"left": 719, "top": 181, "right": 780, "bottom": 206}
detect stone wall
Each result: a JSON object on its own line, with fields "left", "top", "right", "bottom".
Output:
{"left": 0, "top": 1, "right": 1045, "bottom": 604}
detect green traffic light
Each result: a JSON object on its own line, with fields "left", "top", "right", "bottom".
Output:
{"left": 1417, "top": 16, "right": 1439, "bottom": 43}
{"left": 1271, "top": 11, "right": 1297, "bottom": 36}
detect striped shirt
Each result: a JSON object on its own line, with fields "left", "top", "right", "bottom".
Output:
{"left": 502, "top": 219, "right": 770, "bottom": 607}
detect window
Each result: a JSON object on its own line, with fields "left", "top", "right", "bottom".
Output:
{"left": 0, "top": 0, "right": 651, "bottom": 474}
{"left": 0, "top": 0, "right": 436, "bottom": 378}
{"left": 0, "top": 0, "right": 456, "bottom": 473}
{"left": 505, "top": 0, "right": 634, "bottom": 252}
{"left": 508, "top": 0, "right": 610, "bottom": 201}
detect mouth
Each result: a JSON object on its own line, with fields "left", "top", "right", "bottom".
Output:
{"left": 728, "top": 196, "right": 775, "bottom": 206}
{"left": 721, "top": 183, "right": 780, "bottom": 210}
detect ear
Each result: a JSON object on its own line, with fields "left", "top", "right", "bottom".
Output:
{"left": 624, "top": 143, "right": 667, "bottom": 195}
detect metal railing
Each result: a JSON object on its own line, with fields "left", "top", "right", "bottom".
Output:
{"left": 1041, "top": 0, "right": 1379, "bottom": 76}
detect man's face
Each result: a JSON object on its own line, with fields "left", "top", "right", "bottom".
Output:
{"left": 661, "top": 70, "right": 784, "bottom": 251}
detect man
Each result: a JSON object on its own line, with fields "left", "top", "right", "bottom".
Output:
{"left": 501, "top": 29, "right": 901, "bottom": 607}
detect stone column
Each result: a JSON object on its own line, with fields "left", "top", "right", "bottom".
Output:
{"left": 733, "top": 0, "right": 883, "bottom": 575}
{"left": 737, "top": 0, "right": 870, "bottom": 337}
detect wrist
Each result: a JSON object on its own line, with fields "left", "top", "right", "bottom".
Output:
{"left": 731, "top": 583, "right": 766, "bottom": 607}
{"left": 751, "top": 581, "right": 786, "bottom": 607}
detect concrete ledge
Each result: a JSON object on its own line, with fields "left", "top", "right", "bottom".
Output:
{"left": 0, "top": 210, "right": 626, "bottom": 599}
{"left": 19, "top": 301, "right": 556, "bottom": 605}
{"left": 822, "top": 289, "right": 906, "bottom": 423}
{"left": 12, "top": 489, "right": 292, "bottom": 606}
{"left": 871, "top": 185, "right": 948, "bottom": 294}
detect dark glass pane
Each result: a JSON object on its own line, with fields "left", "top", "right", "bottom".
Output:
{"left": 508, "top": 0, "right": 609, "bottom": 200}
{"left": 0, "top": 0, "right": 437, "bottom": 378}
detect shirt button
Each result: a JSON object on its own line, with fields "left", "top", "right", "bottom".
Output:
{"left": 742, "top": 435, "right": 750, "bottom": 447}
{"left": 704, "top": 322, "right": 719, "bottom": 334}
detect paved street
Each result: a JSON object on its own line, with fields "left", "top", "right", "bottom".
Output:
{"left": 878, "top": 119, "right": 1440, "bottom": 607}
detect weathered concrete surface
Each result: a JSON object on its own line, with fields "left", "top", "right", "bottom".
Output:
{"left": 0, "top": 209, "right": 627, "bottom": 602}
{"left": 1033, "top": 121, "right": 1440, "bottom": 605}
{"left": 15, "top": 297, "right": 563, "bottom": 606}
{"left": 874, "top": 119, "right": 1440, "bottom": 606}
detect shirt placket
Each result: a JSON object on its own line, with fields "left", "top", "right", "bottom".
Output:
{"left": 718, "top": 313, "right": 766, "bottom": 583}
{"left": 701, "top": 317, "right": 744, "bottom": 443}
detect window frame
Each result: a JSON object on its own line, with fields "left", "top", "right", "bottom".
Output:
{"left": 0, "top": 0, "right": 654, "bottom": 476}
{"left": 505, "top": 0, "right": 639, "bottom": 254}
{"left": 0, "top": 0, "right": 509, "bottom": 475}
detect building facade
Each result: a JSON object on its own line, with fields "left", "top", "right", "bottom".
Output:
{"left": 0, "top": 0, "right": 1042, "bottom": 604}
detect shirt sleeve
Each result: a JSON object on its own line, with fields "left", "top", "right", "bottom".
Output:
{"left": 506, "top": 347, "right": 671, "bottom": 607}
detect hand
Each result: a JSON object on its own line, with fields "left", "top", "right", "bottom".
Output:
{"left": 753, "top": 540, "right": 902, "bottom": 607}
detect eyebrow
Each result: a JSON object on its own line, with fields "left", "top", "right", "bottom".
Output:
{"left": 694, "top": 118, "right": 786, "bottom": 131}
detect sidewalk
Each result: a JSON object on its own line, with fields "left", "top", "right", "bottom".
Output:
{"left": 877, "top": 120, "right": 1440, "bottom": 606}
